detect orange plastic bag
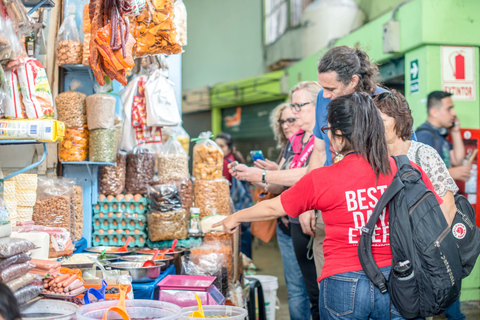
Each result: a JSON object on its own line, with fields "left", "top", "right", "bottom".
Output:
{"left": 59, "top": 126, "right": 89, "bottom": 162}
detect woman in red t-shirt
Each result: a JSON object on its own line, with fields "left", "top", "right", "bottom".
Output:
{"left": 215, "top": 93, "right": 444, "bottom": 319}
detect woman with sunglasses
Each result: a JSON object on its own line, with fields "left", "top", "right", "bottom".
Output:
{"left": 217, "top": 92, "right": 442, "bottom": 319}
{"left": 374, "top": 90, "right": 463, "bottom": 320}
{"left": 230, "top": 81, "right": 321, "bottom": 320}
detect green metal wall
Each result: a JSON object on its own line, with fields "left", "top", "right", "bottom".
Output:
{"left": 182, "top": 0, "right": 264, "bottom": 91}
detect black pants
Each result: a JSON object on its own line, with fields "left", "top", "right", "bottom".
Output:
{"left": 290, "top": 223, "right": 320, "bottom": 320}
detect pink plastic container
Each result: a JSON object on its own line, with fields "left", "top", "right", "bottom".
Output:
{"left": 158, "top": 275, "right": 225, "bottom": 307}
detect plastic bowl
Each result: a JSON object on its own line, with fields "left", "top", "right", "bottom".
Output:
{"left": 77, "top": 299, "right": 181, "bottom": 320}
{"left": 180, "top": 306, "right": 248, "bottom": 320}
{"left": 21, "top": 300, "right": 78, "bottom": 320}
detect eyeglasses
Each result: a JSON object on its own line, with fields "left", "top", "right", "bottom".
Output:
{"left": 373, "top": 91, "right": 397, "bottom": 103}
{"left": 290, "top": 101, "right": 314, "bottom": 112}
{"left": 278, "top": 118, "right": 296, "bottom": 126}
{"left": 321, "top": 125, "right": 330, "bottom": 135}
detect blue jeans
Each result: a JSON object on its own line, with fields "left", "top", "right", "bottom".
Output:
{"left": 444, "top": 299, "right": 465, "bottom": 320}
{"left": 276, "top": 224, "right": 311, "bottom": 320}
{"left": 319, "top": 267, "right": 408, "bottom": 320}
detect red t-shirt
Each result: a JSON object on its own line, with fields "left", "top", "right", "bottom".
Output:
{"left": 280, "top": 154, "right": 442, "bottom": 282}
{"left": 223, "top": 154, "right": 236, "bottom": 183}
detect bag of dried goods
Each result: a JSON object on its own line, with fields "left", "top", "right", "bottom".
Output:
{"left": 174, "top": 0, "right": 187, "bottom": 46}
{"left": 144, "top": 69, "right": 180, "bottom": 127}
{"left": 16, "top": 58, "right": 55, "bottom": 119}
{"left": 0, "top": 261, "right": 34, "bottom": 282}
{"left": 73, "top": 185, "right": 83, "bottom": 241}
{"left": 5, "top": 272, "right": 35, "bottom": 292}
{"left": 133, "top": 0, "right": 182, "bottom": 57}
{"left": 0, "top": 238, "right": 35, "bottom": 258}
{"left": 4, "top": 69, "right": 24, "bottom": 119}
{"left": 82, "top": 4, "right": 90, "bottom": 34}
{"left": 55, "top": 91, "right": 87, "bottom": 127}
{"left": 99, "top": 151, "right": 127, "bottom": 196}
{"left": 147, "top": 209, "right": 187, "bottom": 241}
{"left": 86, "top": 94, "right": 116, "bottom": 130}
{"left": 193, "top": 179, "right": 230, "bottom": 219}
{"left": 59, "top": 126, "right": 89, "bottom": 162}
{"left": 125, "top": 146, "right": 155, "bottom": 194}
{"left": 148, "top": 183, "right": 182, "bottom": 212}
{"left": 82, "top": 33, "right": 91, "bottom": 66}
{"left": 0, "top": 252, "right": 31, "bottom": 270}
{"left": 192, "top": 132, "right": 223, "bottom": 180}
{"left": 89, "top": 127, "right": 118, "bottom": 162}
{"left": 14, "top": 283, "right": 43, "bottom": 305}
{"left": 157, "top": 138, "right": 189, "bottom": 182}
{"left": 33, "top": 177, "right": 75, "bottom": 237}
{"left": 170, "top": 124, "right": 190, "bottom": 155}
{"left": 56, "top": 14, "right": 83, "bottom": 66}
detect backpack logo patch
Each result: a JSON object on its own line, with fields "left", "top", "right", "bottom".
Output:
{"left": 453, "top": 223, "right": 467, "bottom": 240}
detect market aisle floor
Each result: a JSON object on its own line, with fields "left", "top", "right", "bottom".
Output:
{"left": 252, "top": 237, "right": 480, "bottom": 320}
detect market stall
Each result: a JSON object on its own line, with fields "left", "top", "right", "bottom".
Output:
{"left": 0, "top": 0, "right": 255, "bottom": 318}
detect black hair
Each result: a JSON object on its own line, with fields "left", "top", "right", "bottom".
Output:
{"left": 327, "top": 92, "right": 391, "bottom": 179}
{"left": 215, "top": 133, "right": 246, "bottom": 164}
{"left": 0, "top": 283, "right": 21, "bottom": 320}
{"left": 318, "top": 46, "right": 379, "bottom": 95}
{"left": 427, "top": 91, "right": 453, "bottom": 113}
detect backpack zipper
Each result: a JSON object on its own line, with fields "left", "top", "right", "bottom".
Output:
{"left": 434, "top": 227, "right": 451, "bottom": 248}
{"left": 409, "top": 192, "right": 431, "bottom": 217}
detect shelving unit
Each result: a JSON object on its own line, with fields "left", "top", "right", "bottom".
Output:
{"left": 0, "top": 140, "right": 47, "bottom": 180}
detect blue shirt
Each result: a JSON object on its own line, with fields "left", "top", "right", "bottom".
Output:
{"left": 416, "top": 122, "right": 453, "bottom": 168}
{"left": 312, "top": 87, "right": 417, "bottom": 167}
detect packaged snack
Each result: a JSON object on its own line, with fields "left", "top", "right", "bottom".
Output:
{"left": 3, "top": 0, "right": 34, "bottom": 34}
{"left": 13, "top": 283, "right": 43, "bottom": 305}
{"left": 124, "top": 0, "right": 146, "bottom": 16}
{"left": 133, "top": 0, "right": 182, "bottom": 57}
{"left": 56, "top": 14, "right": 83, "bottom": 66}
{"left": 89, "top": 128, "right": 118, "bottom": 162}
{"left": 55, "top": 91, "right": 87, "bottom": 127}
{"left": 147, "top": 209, "right": 187, "bottom": 241}
{"left": 73, "top": 186, "right": 83, "bottom": 241}
{"left": 82, "top": 33, "right": 91, "bottom": 66}
{"left": 157, "top": 138, "right": 189, "bottom": 182}
{"left": 0, "top": 238, "right": 35, "bottom": 258}
{"left": 170, "top": 124, "right": 190, "bottom": 155}
{"left": 192, "top": 132, "right": 223, "bottom": 180}
{"left": 82, "top": 4, "right": 91, "bottom": 33}
{"left": 15, "top": 58, "right": 54, "bottom": 119}
{"left": 193, "top": 179, "right": 230, "bottom": 218}
{"left": 125, "top": 147, "right": 155, "bottom": 194}
{"left": 58, "top": 126, "right": 89, "bottom": 162}
{"left": 174, "top": 0, "right": 187, "bottom": 46}
{"left": 0, "top": 119, "right": 65, "bottom": 142}
{"left": 148, "top": 183, "right": 182, "bottom": 212}
{"left": 153, "top": 179, "right": 192, "bottom": 214}
{"left": 5, "top": 272, "right": 35, "bottom": 292}
{"left": 0, "top": 252, "right": 31, "bottom": 270}
{"left": 99, "top": 151, "right": 127, "bottom": 195}
{"left": 86, "top": 94, "right": 116, "bottom": 130}
{"left": 4, "top": 69, "right": 24, "bottom": 119}
{"left": 0, "top": 261, "right": 34, "bottom": 282}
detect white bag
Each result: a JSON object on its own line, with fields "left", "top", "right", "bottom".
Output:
{"left": 119, "top": 76, "right": 140, "bottom": 152}
{"left": 144, "top": 70, "right": 181, "bottom": 127}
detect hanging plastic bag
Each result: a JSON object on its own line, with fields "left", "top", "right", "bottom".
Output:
{"left": 192, "top": 132, "right": 224, "bottom": 180}
{"left": 144, "top": 69, "right": 180, "bottom": 127}
{"left": 174, "top": 0, "right": 187, "bottom": 46}
{"left": 157, "top": 138, "right": 189, "bottom": 182}
{"left": 2, "top": 0, "right": 34, "bottom": 34}
{"left": 170, "top": 123, "right": 190, "bottom": 155}
{"left": 0, "top": 17, "right": 26, "bottom": 69}
{"left": 119, "top": 76, "right": 140, "bottom": 151}
{"left": 56, "top": 14, "right": 83, "bottom": 66}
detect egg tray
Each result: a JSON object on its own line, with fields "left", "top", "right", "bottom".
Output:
{"left": 146, "top": 237, "right": 202, "bottom": 250}
{"left": 93, "top": 214, "right": 147, "bottom": 232}
{"left": 93, "top": 197, "right": 149, "bottom": 214}
{"left": 92, "top": 231, "right": 147, "bottom": 248}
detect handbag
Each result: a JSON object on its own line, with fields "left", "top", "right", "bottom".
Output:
{"left": 250, "top": 189, "right": 276, "bottom": 243}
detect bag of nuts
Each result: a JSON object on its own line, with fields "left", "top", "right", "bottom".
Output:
{"left": 98, "top": 151, "right": 127, "bottom": 196}
{"left": 192, "top": 132, "right": 223, "bottom": 180}
{"left": 158, "top": 137, "right": 189, "bottom": 182}
{"left": 147, "top": 209, "right": 188, "bottom": 241}
{"left": 193, "top": 178, "right": 230, "bottom": 219}
{"left": 125, "top": 146, "right": 155, "bottom": 194}
{"left": 55, "top": 91, "right": 87, "bottom": 128}
{"left": 56, "top": 14, "right": 82, "bottom": 66}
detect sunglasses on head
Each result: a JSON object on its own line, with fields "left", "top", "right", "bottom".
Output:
{"left": 278, "top": 118, "right": 296, "bottom": 125}
{"left": 373, "top": 91, "right": 397, "bottom": 103}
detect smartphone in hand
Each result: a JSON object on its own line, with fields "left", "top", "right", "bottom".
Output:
{"left": 250, "top": 150, "right": 265, "bottom": 162}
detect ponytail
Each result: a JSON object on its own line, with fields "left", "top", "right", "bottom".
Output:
{"left": 327, "top": 92, "right": 391, "bottom": 179}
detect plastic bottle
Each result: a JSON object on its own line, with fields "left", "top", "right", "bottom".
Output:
{"left": 189, "top": 207, "right": 200, "bottom": 234}
{"left": 393, "top": 260, "right": 414, "bottom": 280}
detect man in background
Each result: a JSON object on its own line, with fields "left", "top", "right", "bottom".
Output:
{"left": 416, "top": 90, "right": 467, "bottom": 320}
{"left": 417, "top": 91, "right": 471, "bottom": 183}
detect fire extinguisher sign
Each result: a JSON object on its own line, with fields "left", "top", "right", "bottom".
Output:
{"left": 441, "top": 46, "right": 476, "bottom": 101}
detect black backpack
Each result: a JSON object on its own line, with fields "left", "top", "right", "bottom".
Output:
{"left": 452, "top": 194, "right": 480, "bottom": 278}
{"left": 358, "top": 155, "right": 462, "bottom": 319}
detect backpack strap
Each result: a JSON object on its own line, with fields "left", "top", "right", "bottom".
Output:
{"left": 358, "top": 170, "right": 404, "bottom": 293}
{"left": 416, "top": 127, "right": 439, "bottom": 150}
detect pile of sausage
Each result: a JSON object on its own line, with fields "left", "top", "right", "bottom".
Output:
{"left": 42, "top": 273, "right": 85, "bottom": 296}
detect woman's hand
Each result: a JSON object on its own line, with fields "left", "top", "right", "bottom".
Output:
{"left": 254, "top": 159, "right": 279, "bottom": 171}
{"left": 212, "top": 215, "right": 239, "bottom": 234}
{"left": 228, "top": 163, "right": 263, "bottom": 182}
